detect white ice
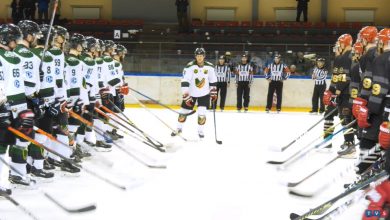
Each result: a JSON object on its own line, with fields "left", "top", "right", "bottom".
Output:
{"left": 0, "top": 108, "right": 370, "bottom": 220}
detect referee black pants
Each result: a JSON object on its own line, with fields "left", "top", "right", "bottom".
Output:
{"left": 311, "top": 84, "right": 326, "bottom": 112}
{"left": 266, "top": 81, "right": 283, "bottom": 110}
{"left": 216, "top": 82, "right": 227, "bottom": 110}
{"left": 237, "top": 81, "right": 250, "bottom": 110}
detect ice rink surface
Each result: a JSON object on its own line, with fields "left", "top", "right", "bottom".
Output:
{"left": 0, "top": 108, "right": 372, "bottom": 220}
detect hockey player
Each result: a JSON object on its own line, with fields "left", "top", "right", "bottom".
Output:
{"left": 112, "top": 44, "right": 128, "bottom": 114}
{"left": 310, "top": 58, "right": 327, "bottom": 114}
{"left": 349, "top": 41, "right": 364, "bottom": 105}
{"left": 357, "top": 28, "right": 390, "bottom": 174}
{"left": 99, "top": 40, "right": 122, "bottom": 140}
{"left": 0, "top": 24, "right": 36, "bottom": 188}
{"left": 81, "top": 36, "right": 111, "bottom": 149}
{"left": 362, "top": 28, "right": 390, "bottom": 220}
{"left": 64, "top": 33, "right": 90, "bottom": 160}
{"left": 352, "top": 26, "right": 381, "bottom": 174}
{"left": 214, "top": 55, "right": 231, "bottom": 111}
{"left": 171, "top": 48, "right": 217, "bottom": 138}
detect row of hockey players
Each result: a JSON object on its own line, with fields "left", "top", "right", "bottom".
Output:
{"left": 318, "top": 26, "right": 390, "bottom": 219}
{"left": 0, "top": 20, "right": 129, "bottom": 195}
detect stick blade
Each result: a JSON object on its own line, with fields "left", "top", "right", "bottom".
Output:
{"left": 69, "top": 204, "right": 97, "bottom": 213}
{"left": 216, "top": 140, "right": 222, "bottom": 145}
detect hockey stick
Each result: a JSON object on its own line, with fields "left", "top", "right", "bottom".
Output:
{"left": 287, "top": 142, "right": 360, "bottom": 188}
{"left": 70, "top": 111, "right": 166, "bottom": 169}
{"left": 101, "top": 103, "right": 166, "bottom": 151}
{"left": 212, "top": 101, "right": 222, "bottom": 145}
{"left": 279, "top": 126, "right": 354, "bottom": 170}
{"left": 0, "top": 192, "right": 40, "bottom": 220}
{"left": 128, "top": 87, "right": 196, "bottom": 116}
{"left": 43, "top": 192, "right": 97, "bottom": 213}
{"left": 267, "top": 119, "right": 345, "bottom": 165}
{"left": 0, "top": 152, "right": 97, "bottom": 214}
{"left": 8, "top": 127, "right": 127, "bottom": 190}
{"left": 289, "top": 170, "right": 388, "bottom": 220}
{"left": 128, "top": 91, "right": 196, "bottom": 142}
{"left": 280, "top": 107, "right": 338, "bottom": 152}
{"left": 94, "top": 107, "right": 165, "bottom": 152}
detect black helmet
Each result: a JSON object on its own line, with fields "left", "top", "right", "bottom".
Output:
{"left": 194, "top": 48, "right": 206, "bottom": 56}
{"left": 84, "top": 36, "right": 99, "bottom": 51}
{"left": 218, "top": 55, "right": 225, "bottom": 60}
{"left": 104, "top": 40, "right": 116, "bottom": 51}
{"left": 38, "top": 24, "right": 57, "bottom": 46}
{"left": 316, "top": 57, "right": 326, "bottom": 62}
{"left": 68, "top": 33, "right": 86, "bottom": 49}
{"left": 116, "top": 44, "right": 127, "bottom": 55}
{"left": 274, "top": 54, "right": 282, "bottom": 59}
{"left": 18, "top": 20, "right": 42, "bottom": 40}
{"left": 54, "top": 25, "right": 69, "bottom": 41}
{"left": 0, "top": 24, "right": 23, "bottom": 45}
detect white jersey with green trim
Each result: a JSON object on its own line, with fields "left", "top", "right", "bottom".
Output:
{"left": 181, "top": 60, "right": 217, "bottom": 98}
{"left": 102, "top": 55, "right": 120, "bottom": 95}
{"left": 48, "top": 47, "right": 67, "bottom": 101}
{"left": 0, "top": 49, "right": 27, "bottom": 116}
{"left": 13, "top": 44, "right": 40, "bottom": 97}
{"left": 64, "top": 54, "right": 89, "bottom": 107}
{"left": 80, "top": 54, "right": 99, "bottom": 98}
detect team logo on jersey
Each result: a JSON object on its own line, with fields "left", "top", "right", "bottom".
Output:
{"left": 111, "top": 71, "right": 116, "bottom": 76}
{"left": 14, "top": 80, "right": 20, "bottom": 88}
{"left": 55, "top": 68, "right": 60, "bottom": 75}
{"left": 26, "top": 71, "right": 33, "bottom": 78}
{"left": 195, "top": 78, "right": 206, "bottom": 88}
{"left": 46, "top": 76, "right": 53, "bottom": 83}
{"left": 333, "top": 67, "right": 338, "bottom": 74}
{"left": 338, "top": 67, "right": 344, "bottom": 74}
{"left": 86, "top": 75, "right": 90, "bottom": 79}
{"left": 203, "top": 70, "right": 208, "bottom": 74}
{"left": 71, "top": 77, "right": 77, "bottom": 84}
{"left": 194, "top": 69, "right": 198, "bottom": 74}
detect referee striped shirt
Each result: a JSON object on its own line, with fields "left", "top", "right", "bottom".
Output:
{"left": 235, "top": 63, "right": 253, "bottom": 83}
{"left": 312, "top": 67, "right": 328, "bottom": 85}
{"left": 265, "top": 63, "right": 290, "bottom": 81}
{"left": 215, "top": 64, "right": 231, "bottom": 83}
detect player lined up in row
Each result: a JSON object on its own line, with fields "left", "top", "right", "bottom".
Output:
{"left": 214, "top": 53, "right": 328, "bottom": 113}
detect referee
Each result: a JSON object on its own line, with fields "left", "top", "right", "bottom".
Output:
{"left": 310, "top": 57, "right": 327, "bottom": 114}
{"left": 264, "top": 54, "right": 290, "bottom": 113}
{"left": 214, "top": 55, "right": 231, "bottom": 111}
{"left": 235, "top": 54, "right": 254, "bottom": 112}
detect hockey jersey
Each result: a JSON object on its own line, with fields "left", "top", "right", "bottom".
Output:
{"left": 80, "top": 53, "right": 98, "bottom": 99}
{"left": 0, "top": 49, "right": 27, "bottom": 116}
{"left": 102, "top": 55, "right": 120, "bottom": 95}
{"left": 31, "top": 47, "right": 56, "bottom": 105}
{"left": 48, "top": 47, "right": 67, "bottom": 102}
{"left": 13, "top": 44, "right": 40, "bottom": 98}
{"left": 64, "top": 54, "right": 89, "bottom": 107}
{"left": 181, "top": 61, "right": 217, "bottom": 97}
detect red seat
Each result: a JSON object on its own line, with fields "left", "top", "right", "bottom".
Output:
{"left": 253, "top": 21, "right": 263, "bottom": 27}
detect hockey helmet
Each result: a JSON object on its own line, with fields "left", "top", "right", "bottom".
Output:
{"left": 116, "top": 44, "right": 127, "bottom": 55}
{"left": 54, "top": 25, "right": 69, "bottom": 41}
{"left": 104, "top": 40, "right": 116, "bottom": 51}
{"left": 377, "top": 28, "right": 390, "bottom": 47}
{"left": 68, "top": 33, "right": 86, "bottom": 49}
{"left": 18, "top": 20, "right": 42, "bottom": 40}
{"left": 352, "top": 42, "right": 364, "bottom": 55}
{"left": 358, "top": 26, "right": 378, "bottom": 44}
{"left": 194, "top": 48, "right": 206, "bottom": 56}
{"left": 0, "top": 24, "right": 23, "bottom": 46}
{"left": 38, "top": 24, "right": 57, "bottom": 46}
{"left": 337, "top": 34, "right": 353, "bottom": 47}
{"left": 84, "top": 36, "right": 99, "bottom": 51}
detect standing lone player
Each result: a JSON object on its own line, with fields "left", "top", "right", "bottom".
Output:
{"left": 171, "top": 48, "right": 217, "bottom": 138}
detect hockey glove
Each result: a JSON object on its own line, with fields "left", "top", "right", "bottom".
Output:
{"left": 363, "top": 180, "right": 390, "bottom": 220}
{"left": 15, "top": 110, "right": 35, "bottom": 139}
{"left": 357, "top": 105, "right": 371, "bottom": 128}
{"left": 73, "top": 99, "right": 84, "bottom": 114}
{"left": 323, "top": 90, "right": 337, "bottom": 106}
{"left": 29, "top": 98, "right": 45, "bottom": 119}
{"left": 120, "top": 83, "right": 129, "bottom": 95}
{"left": 379, "top": 122, "right": 390, "bottom": 149}
{"left": 210, "top": 88, "right": 217, "bottom": 102}
{"left": 48, "top": 101, "right": 60, "bottom": 117}
{"left": 183, "top": 93, "right": 193, "bottom": 107}
{"left": 352, "top": 97, "right": 367, "bottom": 119}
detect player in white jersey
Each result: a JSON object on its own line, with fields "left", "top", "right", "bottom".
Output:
{"left": 112, "top": 44, "right": 128, "bottom": 113}
{"left": 99, "top": 40, "right": 123, "bottom": 140}
{"left": 64, "top": 33, "right": 90, "bottom": 161}
{"left": 46, "top": 25, "right": 79, "bottom": 173}
{"left": 172, "top": 48, "right": 218, "bottom": 138}
{"left": 0, "top": 24, "right": 36, "bottom": 188}
{"left": 81, "top": 36, "right": 112, "bottom": 149}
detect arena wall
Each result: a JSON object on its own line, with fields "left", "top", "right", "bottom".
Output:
{"left": 124, "top": 73, "right": 331, "bottom": 109}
